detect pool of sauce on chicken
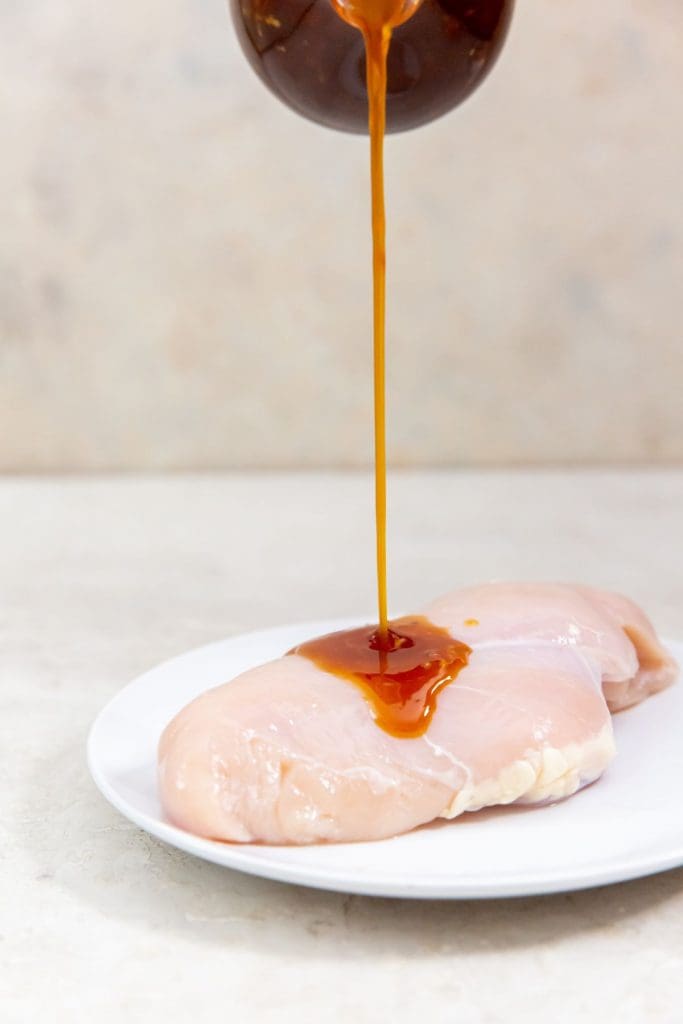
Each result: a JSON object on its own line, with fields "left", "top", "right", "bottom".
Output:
{"left": 289, "top": 618, "right": 470, "bottom": 738}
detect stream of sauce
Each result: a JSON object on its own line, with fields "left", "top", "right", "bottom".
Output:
{"left": 331, "top": 0, "right": 423, "bottom": 642}
{"left": 288, "top": 0, "right": 472, "bottom": 739}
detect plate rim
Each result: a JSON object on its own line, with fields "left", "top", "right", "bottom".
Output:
{"left": 87, "top": 625, "right": 683, "bottom": 900}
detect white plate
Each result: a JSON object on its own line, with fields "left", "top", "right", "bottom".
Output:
{"left": 87, "top": 621, "right": 683, "bottom": 899}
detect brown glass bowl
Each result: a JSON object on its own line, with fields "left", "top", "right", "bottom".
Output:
{"left": 229, "top": 0, "right": 514, "bottom": 134}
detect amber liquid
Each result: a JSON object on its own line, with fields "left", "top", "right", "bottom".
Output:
{"left": 331, "top": 0, "right": 422, "bottom": 641}
{"left": 368, "top": 26, "right": 390, "bottom": 642}
{"left": 286, "top": 0, "right": 473, "bottom": 739}
{"left": 290, "top": 617, "right": 470, "bottom": 737}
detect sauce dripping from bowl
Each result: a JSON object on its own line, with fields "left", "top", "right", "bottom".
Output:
{"left": 278, "top": 0, "right": 513, "bottom": 731}
{"left": 331, "top": 0, "right": 423, "bottom": 644}
{"left": 294, "top": 0, "right": 472, "bottom": 731}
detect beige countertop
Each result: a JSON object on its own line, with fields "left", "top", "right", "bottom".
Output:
{"left": 3, "top": 470, "right": 682, "bottom": 1022}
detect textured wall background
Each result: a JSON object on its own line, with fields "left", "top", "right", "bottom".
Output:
{"left": 1, "top": 0, "right": 681, "bottom": 470}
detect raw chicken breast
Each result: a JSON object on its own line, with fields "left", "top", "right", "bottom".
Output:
{"left": 424, "top": 583, "right": 677, "bottom": 711}
{"left": 577, "top": 587, "right": 678, "bottom": 710}
{"left": 158, "top": 584, "right": 677, "bottom": 844}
